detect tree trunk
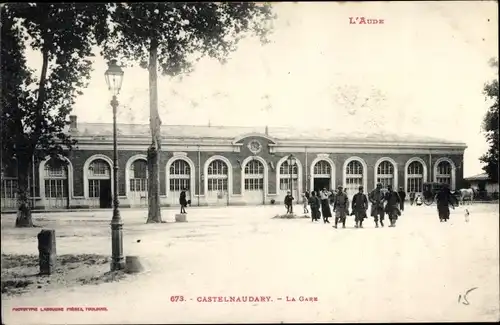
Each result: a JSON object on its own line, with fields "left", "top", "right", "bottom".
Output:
{"left": 146, "top": 39, "right": 162, "bottom": 223}
{"left": 15, "top": 157, "right": 33, "bottom": 227}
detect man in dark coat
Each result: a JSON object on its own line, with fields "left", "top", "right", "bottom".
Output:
{"left": 397, "top": 187, "right": 406, "bottom": 213}
{"left": 284, "top": 191, "right": 294, "bottom": 214}
{"left": 384, "top": 185, "right": 401, "bottom": 227}
{"left": 333, "top": 185, "right": 349, "bottom": 229}
{"left": 369, "top": 183, "right": 386, "bottom": 228}
{"left": 308, "top": 191, "right": 321, "bottom": 222}
{"left": 351, "top": 186, "right": 368, "bottom": 228}
{"left": 179, "top": 188, "right": 188, "bottom": 214}
{"left": 435, "top": 184, "right": 455, "bottom": 222}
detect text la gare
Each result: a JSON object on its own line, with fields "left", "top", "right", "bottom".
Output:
{"left": 286, "top": 296, "right": 318, "bottom": 302}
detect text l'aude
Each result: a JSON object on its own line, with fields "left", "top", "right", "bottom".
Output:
{"left": 349, "top": 17, "right": 385, "bottom": 25}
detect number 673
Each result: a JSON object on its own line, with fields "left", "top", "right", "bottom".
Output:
{"left": 170, "top": 296, "right": 185, "bottom": 302}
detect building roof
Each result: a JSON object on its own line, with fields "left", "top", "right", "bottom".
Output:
{"left": 464, "top": 172, "right": 494, "bottom": 181}
{"left": 72, "top": 122, "right": 467, "bottom": 146}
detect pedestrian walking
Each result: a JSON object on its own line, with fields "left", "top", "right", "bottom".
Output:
{"left": 369, "top": 183, "right": 386, "bottom": 228}
{"left": 333, "top": 185, "right": 349, "bottom": 229}
{"left": 435, "top": 184, "right": 455, "bottom": 222}
{"left": 384, "top": 185, "right": 401, "bottom": 227}
{"left": 351, "top": 186, "right": 368, "bottom": 228}
{"left": 309, "top": 191, "right": 321, "bottom": 222}
{"left": 179, "top": 188, "right": 188, "bottom": 214}
{"left": 397, "top": 187, "right": 406, "bottom": 213}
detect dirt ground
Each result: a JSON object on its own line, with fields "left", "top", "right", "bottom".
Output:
{"left": 1, "top": 254, "right": 127, "bottom": 296}
{"left": 1, "top": 204, "right": 499, "bottom": 323}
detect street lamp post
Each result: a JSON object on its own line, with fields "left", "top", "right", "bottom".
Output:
{"left": 105, "top": 59, "right": 125, "bottom": 271}
{"left": 288, "top": 154, "right": 296, "bottom": 214}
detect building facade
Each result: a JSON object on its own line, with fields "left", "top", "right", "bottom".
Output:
{"left": 1, "top": 116, "right": 467, "bottom": 211}
{"left": 464, "top": 173, "right": 499, "bottom": 194}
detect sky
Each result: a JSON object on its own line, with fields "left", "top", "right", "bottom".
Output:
{"left": 24, "top": 1, "right": 498, "bottom": 177}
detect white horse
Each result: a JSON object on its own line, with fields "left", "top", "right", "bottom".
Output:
{"left": 457, "top": 188, "right": 477, "bottom": 205}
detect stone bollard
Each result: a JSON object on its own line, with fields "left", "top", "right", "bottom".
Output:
{"left": 37, "top": 229, "right": 56, "bottom": 275}
{"left": 175, "top": 213, "right": 187, "bottom": 222}
{"left": 125, "top": 256, "right": 144, "bottom": 274}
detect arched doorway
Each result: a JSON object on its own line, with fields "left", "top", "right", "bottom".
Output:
{"left": 242, "top": 159, "right": 265, "bottom": 204}
{"left": 87, "top": 159, "right": 112, "bottom": 208}
{"left": 168, "top": 159, "right": 191, "bottom": 206}
{"left": 128, "top": 159, "right": 148, "bottom": 207}
{"left": 311, "top": 159, "right": 334, "bottom": 193}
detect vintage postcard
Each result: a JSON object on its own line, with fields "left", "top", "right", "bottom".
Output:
{"left": 1, "top": 1, "right": 499, "bottom": 324}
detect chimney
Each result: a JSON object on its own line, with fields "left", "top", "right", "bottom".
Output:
{"left": 69, "top": 115, "right": 77, "bottom": 129}
{"left": 265, "top": 125, "right": 269, "bottom": 135}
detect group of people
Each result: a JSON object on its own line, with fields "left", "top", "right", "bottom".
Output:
{"left": 286, "top": 183, "right": 404, "bottom": 228}
{"left": 285, "top": 184, "right": 400, "bottom": 228}
{"left": 285, "top": 182, "right": 458, "bottom": 227}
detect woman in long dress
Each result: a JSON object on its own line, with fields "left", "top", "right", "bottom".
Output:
{"left": 320, "top": 188, "right": 332, "bottom": 223}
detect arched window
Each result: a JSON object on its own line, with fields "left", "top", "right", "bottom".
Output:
{"left": 1, "top": 162, "right": 18, "bottom": 210}
{"left": 345, "top": 160, "right": 363, "bottom": 197}
{"left": 314, "top": 160, "right": 331, "bottom": 175}
{"left": 407, "top": 161, "right": 423, "bottom": 193}
{"left": 436, "top": 160, "right": 452, "bottom": 185}
{"left": 376, "top": 161, "right": 395, "bottom": 189}
{"left": 279, "top": 160, "right": 298, "bottom": 191}
{"left": 244, "top": 160, "right": 264, "bottom": 190}
{"left": 130, "top": 160, "right": 148, "bottom": 192}
{"left": 207, "top": 160, "right": 228, "bottom": 192}
{"left": 169, "top": 159, "right": 190, "bottom": 192}
{"left": 44, "top": 159, "right": 68, "bottom": 199}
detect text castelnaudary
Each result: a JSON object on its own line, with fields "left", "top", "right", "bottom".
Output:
{"left": 197, "top": 296, "right": 272, "bottom": 303}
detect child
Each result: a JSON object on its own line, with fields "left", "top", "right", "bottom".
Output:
{"left": 415, "top": 195, "right": 423, "bottom": 206}
{"left": 284, "top": 191, "right": 294, "bottom": 214}
{"left": 409, "top": 192, "right": 416, "bottom": 206}
{"left": 302, "top": 192, "right": 309, "bottom": 214}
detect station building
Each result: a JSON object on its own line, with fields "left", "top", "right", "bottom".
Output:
{"left": 1, "top": 116, "right": 467, "bottom": 211}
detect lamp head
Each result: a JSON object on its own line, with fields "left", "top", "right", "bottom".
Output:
{"left": 104, "top": 59, "right": 124, "bottom": 96}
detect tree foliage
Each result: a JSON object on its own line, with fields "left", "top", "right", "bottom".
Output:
{"left": 102, "top": 2, "right": 275, "bottom": 76}
{"left": 101, "top": 2, "right": 276, "bottom": 223}
{"left": 0, "top": 3, "right": 108, "bottom": 226}
{"left": 479, "top": 57, "right": 499, "bottom": 182}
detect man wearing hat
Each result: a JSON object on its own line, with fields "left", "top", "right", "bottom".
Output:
{"left": 351, "top": 185, "right": 369, "bottom": 228}
{"left": 332, "top": 185, "right": 349, "bottom": 228}
{"left": 384, "top": 184, "right": 401, "bottom": 227}
{"left": 369, "top": 183, "right": 386, "bottom": 227}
